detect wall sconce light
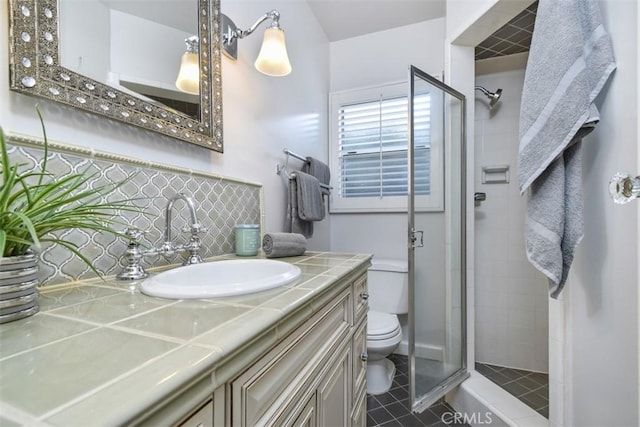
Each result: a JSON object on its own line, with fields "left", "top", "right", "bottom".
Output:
{"left": 176, "top": 10, "right": 291, "bottom": 95}
{"left": 175, "top": 36, "right": 200, "bottom": 95}
{"left": 221, "top": 10, "right": 292, "bottom": 77}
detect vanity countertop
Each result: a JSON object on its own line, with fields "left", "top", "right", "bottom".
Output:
{"left": 0, "top": 252, "right": 371, "bottom": 426}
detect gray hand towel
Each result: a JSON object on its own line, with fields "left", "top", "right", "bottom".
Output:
{"left": 263, "top": 232, "right": 307, "bottom": 258}
{"left": 303, "top": 157, "right": 331, "bottom": 196}
{"left": 294, "top": 171, "right": 325, "bottom": 222}
{"left": 518, "top": 0, "right": 615, "bottom": 298}
{"left": 285, "top": 176, "right": 313, "bottom": 238}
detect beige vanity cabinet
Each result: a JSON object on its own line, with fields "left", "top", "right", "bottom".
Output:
{"left": 169, "top": 269, "right": 369, "bottom": 427}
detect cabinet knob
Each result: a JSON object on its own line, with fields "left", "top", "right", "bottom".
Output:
{"left": 360, "top": 292, "right": 369, "bottom": 301}
{"left": 361, "top": 352, "right": 368, "bottom": 362}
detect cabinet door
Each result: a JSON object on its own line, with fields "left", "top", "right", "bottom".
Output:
{"left": 178, "top": 400, "right": 213, "bottom": 427}
{"left": 292, "top": 394, "right": 317, "bottom": 427}
{"left": 317, "top": 345, "right": 351, "bottom": 427}
{"left": 352, "top": 317, "right": 367, "bottom": 403}
{"left": 351, "top": 387, "right": 367, "bottom": 427}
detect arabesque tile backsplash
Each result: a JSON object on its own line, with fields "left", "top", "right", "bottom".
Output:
{"left": 6, "top": 133, "right": 263, "bottom": 286}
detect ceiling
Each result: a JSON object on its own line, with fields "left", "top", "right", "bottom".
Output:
{"left": 475, "top": 1, "right": 538, "bottom": 60}
{"left": 308, "top": 0, "right": 538, "bottom": 59}
{"left": 99, "top": 0, "right": 446, "bottom": 42}
{"left": 99, "top": 0, "right": 535, "bottom": 59}
{"left": 307, "top": 0, "right": 446, "bottom": 41}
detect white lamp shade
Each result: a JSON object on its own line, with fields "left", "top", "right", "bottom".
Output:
{"left": 175, "top": 51, "right": 200, "bottom": 95}
{"left": 254, "top": 27, "right": 292, "bottom": 77}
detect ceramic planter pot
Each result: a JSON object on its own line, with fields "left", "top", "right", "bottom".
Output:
{"left": 0, "top": 252, "right": 39, "bottom": 323}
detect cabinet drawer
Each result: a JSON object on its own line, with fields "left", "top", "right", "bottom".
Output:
{"left": 231, "top": 288, "right": 351, "bottom": 426}
{"left": 352, "top": 273, "right": 368, "bottom": 323}
{"left": 352, "top": 317, "right": 367, "bottom": 403}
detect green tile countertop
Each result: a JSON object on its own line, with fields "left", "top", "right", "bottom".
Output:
{"left": 0, "top": 252, "right": 371, "bottom": 426}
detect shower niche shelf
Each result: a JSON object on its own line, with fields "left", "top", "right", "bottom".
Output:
{"left": 482, "top": 165, "right": 510, "bottom": 184}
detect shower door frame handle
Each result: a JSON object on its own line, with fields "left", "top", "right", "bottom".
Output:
{"left": 410, "top": 229, "right": 424, "bottom": 248}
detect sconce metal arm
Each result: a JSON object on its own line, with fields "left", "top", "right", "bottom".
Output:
{"left": 221, "top": 10, "right": 283, "bottom": 61}
{"left": 223, "top": 10, "right": 280, "bottom": 46}
{"left": 237, "top": 10, "right": 281, "bottom": 39}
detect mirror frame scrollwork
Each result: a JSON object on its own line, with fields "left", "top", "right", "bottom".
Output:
{"left": 8, "top": 0, "right": 223, "bottom": 152}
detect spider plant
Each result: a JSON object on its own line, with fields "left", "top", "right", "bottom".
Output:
{"left": 0, "top": 109, "right": 141, "bottom": 276}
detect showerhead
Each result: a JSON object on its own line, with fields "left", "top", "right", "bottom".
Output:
{"left": 488, "top": 88, "right": 502, "bottom": 108}
{"left": 475, "top": 86, "right": 502, "bottom": 109}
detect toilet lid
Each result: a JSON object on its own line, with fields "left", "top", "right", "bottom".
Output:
{"left": 368, "top": 311, "right": 401, "bottom": 339}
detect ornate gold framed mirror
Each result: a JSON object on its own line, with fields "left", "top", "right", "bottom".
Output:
{"left": 8, "top": 0, "right": 223, "bottom": 152}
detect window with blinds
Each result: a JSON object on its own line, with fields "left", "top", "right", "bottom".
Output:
{"left": 338, "top": 94, "right": 431, "bottom": 198}
{"left": 329, "top": 82, "right": 443, "bottom": 213}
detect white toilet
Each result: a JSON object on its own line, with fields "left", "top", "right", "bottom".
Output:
{"left": 366, "top": 258, "right": 408, "bottom": 395}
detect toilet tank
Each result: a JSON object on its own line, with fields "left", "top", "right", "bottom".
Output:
{"left": 367, "top": 258, "right": 409, "bottom": 314}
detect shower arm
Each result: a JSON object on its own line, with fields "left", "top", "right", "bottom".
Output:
{"left": 475, "top": 86, "right": 491, "bottom": 97}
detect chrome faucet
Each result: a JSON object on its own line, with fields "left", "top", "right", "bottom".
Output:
{"left": 117, "top": 193, "right": 207, "bottom": 280}
{"left": 161, "top": 193, "right": 205, "bottom": 262}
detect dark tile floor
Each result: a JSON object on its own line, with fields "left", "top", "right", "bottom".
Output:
{"left": 476, "top": 362, "right": 549, "bottom": 418}
{"left": 366, "top": 354, "right": 469, "bottom": 426}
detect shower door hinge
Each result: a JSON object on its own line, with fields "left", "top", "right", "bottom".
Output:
{"left": 410, "top": 229, "right": 424, "bottom": 248}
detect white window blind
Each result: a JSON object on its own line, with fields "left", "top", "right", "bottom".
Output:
{"left": 338, "top": 94, "right": 431, "bottom": 199}
{"left": 329, "top": 82, "right": 443, "bottom": 213}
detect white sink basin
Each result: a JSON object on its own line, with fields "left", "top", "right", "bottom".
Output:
{"left": 141, "top": 259, "right": 302, "bottom": 299}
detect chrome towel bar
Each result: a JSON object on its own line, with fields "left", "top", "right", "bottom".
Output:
{"left": 277, "top": 148, "right": 333, "bottom": 190}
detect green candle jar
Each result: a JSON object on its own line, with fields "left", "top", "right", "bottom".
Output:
{"left": 235, "top": 224, "right": 260, "bottom": 256}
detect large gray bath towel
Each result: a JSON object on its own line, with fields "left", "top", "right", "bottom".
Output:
{"left": 518, "top": 0, "right": 615, "bottom": 298}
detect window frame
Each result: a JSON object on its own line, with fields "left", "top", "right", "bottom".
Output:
{"left": 329, "top": 81, "right": 444, "bottom": 213}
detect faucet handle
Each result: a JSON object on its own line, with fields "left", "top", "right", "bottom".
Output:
{"left": 182, "top": 223, "right": 208, "bottom": 234}
{"left": 117, "top": 227, "right": 149, "bottom": 281}
{"left": 122, "top": 227, "right": 146, "bottom": 243}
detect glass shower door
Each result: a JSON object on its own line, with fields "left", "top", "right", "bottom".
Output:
{"left": 407, "top": 65, "right": 468, "bottom": 411}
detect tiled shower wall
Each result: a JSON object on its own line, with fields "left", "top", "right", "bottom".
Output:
{"left": 6, "top": 134, "right": 262, "bottom": 286}
{"left": 474, "top": 69, "right": 548, "bottom": 373}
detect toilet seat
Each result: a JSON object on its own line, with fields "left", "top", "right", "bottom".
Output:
{"left": 367, "top": 311, "right": 401, "bottom": 341}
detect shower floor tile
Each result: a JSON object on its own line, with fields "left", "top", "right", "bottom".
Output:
{"left": 366, "top": 354, "right": 470, "bottom": 426}
{"left": 476, "top": 362, "right": 549, "bottom": 418}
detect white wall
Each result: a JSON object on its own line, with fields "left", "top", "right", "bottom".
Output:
{"left": 567, "top": 0, "right": 639, "bottom": 425}
{"left": 110, "top": 11, "right": 190, "bottom": 88}
{"left": 59, "top": 0, "right": 111, "bottom": 83}
{"left": 328, "top": 18, "right": 447, "bottom": 353}
{"left": 1, "top": 0, "right": 331, "bottom": 250}
{"left": 474, "top": 68, "right": 548, "bottom": 373}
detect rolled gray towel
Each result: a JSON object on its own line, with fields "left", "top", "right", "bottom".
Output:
{"left": 263, "top": 232, "right": 307, "bottom": 258}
